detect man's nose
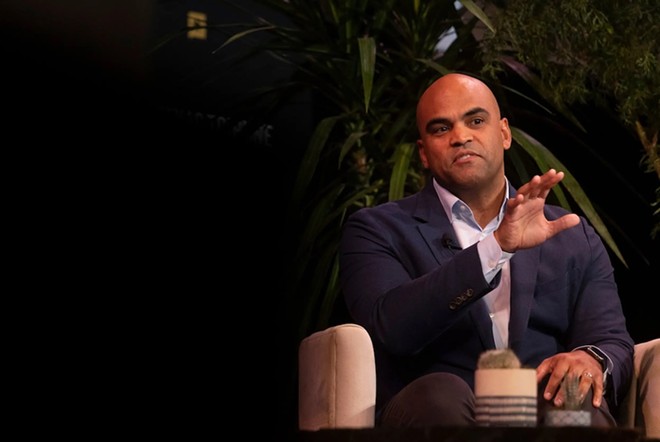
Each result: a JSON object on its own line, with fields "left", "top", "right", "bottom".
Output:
{"left": 450, "top": 124, "right": 472, "bottom": 147}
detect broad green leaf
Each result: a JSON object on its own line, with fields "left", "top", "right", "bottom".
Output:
{"left": 215, "top": 25, "right": 276, "bottom": 53}
{"left": 287, "top": 183, "right": 345, "bottom": 298}
{"left": 338, "top": 130, "right": 368, "bottom": 167}
{"left": 389, "top": 143, "right": 415, "bottom": 201}
{"left": 512, "top": 127, "right": 627, "bottom": 267}
{"left": 415, "top": 58, "right": 452, "bottom": 76}
{"left": 289, "top": 115, "right": 343, "bottom": 211}
{"left": 381, "top": 107, "right": 416, "bottom": 148}
{"left": 316, "top": 256, "right": 341, "bottom": 330}
{"left": 311, "top": 248, "right": 342, "bottom": 332}
{"left": 358, "top": 37, "right": 376, "bottom": 113}
{"left": 506, "top": 145, "right": 534, "bottom": 186}
{"left": 298, "top": 184, "right": 345, "bottom": 254}
{"left": 511, "top": 128, "right": 567, "bottom": 205}
{"left": 287, "top": 181, "right": 384, "bottom": 307}
{"left": 501, "top": 57, "right": 587, "bottom": 132}
{"left": 295, "top": 180, "right": 385, "bottom": 263}
{"left": 458, "top": 0, "right": 495, "bottom": 34}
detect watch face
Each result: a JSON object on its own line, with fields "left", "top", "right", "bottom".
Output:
{"left": 583, "top": 347, "right": 606, "bottom": 370}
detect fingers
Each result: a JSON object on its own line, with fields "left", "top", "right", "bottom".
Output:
{"left": 516, "top": 169, "right": 564, "bottom": 199}
{"left": 576, "top": 370, "right": 603, "bottom": 408}
{"left": 498, "top": 168, "right": 579, "bottom": 251}
{"left": 539, "top": 357, "right": 570, "bottom": 405}
{"left": 588, "top": 371, "right": 604, "bottom": 407}
{"left": 552, "top": 213, "right": 580, "bottom": 233}
{"left": 537, "top": 353, "right": 604, "bottom": 408}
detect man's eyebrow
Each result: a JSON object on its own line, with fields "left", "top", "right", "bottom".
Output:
{"left": 425, "top": 117, "right": 451, "bottom": 133}
{"left": 424, "top": 107, "right": 491, "bottom": 132}
{"left": 465, "top": 107, "right": 489, "bottom": 117}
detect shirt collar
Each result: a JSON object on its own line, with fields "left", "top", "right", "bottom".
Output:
{"left": 431, "top": 176, "right": 510, "bottom": 231}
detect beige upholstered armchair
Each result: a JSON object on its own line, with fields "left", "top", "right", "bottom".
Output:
{"left": 298, "top": 323, "right": 659, "bottom": 438}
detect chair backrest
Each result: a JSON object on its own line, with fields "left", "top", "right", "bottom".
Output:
{"left": 298, "top": 323, "right": 376, "bottom": 430}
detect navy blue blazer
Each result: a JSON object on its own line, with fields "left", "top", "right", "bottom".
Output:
{"left": 339, "top": 179, "right": 634, "bottom": 415}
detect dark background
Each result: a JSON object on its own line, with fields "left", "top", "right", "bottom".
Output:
{"left": 2, "top": 0, "right": 655, "bottom": 437}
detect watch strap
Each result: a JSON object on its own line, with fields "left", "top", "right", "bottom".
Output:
{"left": 580, "top": 345, "right": 607, "bottom": 371}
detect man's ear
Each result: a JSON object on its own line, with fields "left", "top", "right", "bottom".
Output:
{"left": 417, "top": 139, "right": 429, "bottom": 168}
{"left": 501, "top": 118, "right": 512, "bottom": 150}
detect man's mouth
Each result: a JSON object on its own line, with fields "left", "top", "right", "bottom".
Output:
{"left": 454, "top": 152, "right": 477, "bottom": 163}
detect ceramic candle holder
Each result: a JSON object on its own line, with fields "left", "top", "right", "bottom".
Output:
{"left": 474, "top": 368, "right": 538, "bottom": 427}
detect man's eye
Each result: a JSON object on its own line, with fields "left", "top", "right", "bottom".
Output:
{"left": 471, "top": 118, "right": 484, "bottom": 126}
{"left": 432, "top": 125, "right": 449, "bottom": 133}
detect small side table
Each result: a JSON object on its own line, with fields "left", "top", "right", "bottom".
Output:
{"left": 297, "top": 426, "right": 643, "bottom": 442}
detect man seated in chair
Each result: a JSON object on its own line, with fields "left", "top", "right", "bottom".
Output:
{"left": 338, "top": 72, "right": 634, "bottom": 428}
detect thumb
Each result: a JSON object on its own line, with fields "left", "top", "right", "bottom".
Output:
{"left": 550, "top": 213, "right": 580, "bottom": 236}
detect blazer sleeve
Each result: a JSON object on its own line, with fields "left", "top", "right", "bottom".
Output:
{"left": 339, "top": 204, "right": 496, "bottom": 356}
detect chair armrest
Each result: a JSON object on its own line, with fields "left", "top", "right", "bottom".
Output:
{"left": 620, "top": 339, "right": 660, "bottom": 438}
{"left": 298, "top": 323, "right": 376, "bottom": 430}
{"left": 635, "top": 339, "right": 660, "bottom": 438}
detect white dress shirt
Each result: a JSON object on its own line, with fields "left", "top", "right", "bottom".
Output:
{"left": 432, "top": 177, "right": 514, "bottom": 348}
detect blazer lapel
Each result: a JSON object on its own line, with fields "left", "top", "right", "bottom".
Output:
{"left": 413, "top": 180, "right": 458, "bottom": 263}
{"left": 414, "top": 179, "right": 496, "bottom": 349}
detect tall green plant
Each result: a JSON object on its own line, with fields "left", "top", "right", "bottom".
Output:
{"left": 220, "top": 0, "right": 475, "bottom": 339}
{"left": 217, "top": 0, "right": 628, "bottom": 341}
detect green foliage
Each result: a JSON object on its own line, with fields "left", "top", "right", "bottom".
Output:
{"left": 481, "top": 0, "right": 660, "bottom": 238}
{"left": 511, "top": 127, "right": 624, "bottom": 265}
{"left": 220, "top": 0, "right": 482, "bottom": 338}
{"left": 215, "top": 0, "right": 640, "bottom": 340}
{"left": 483, "top": 0, "right": 659, "bottom": 126}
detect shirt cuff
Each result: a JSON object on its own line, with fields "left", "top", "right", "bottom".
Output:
{"left": 478, "top": 233, "right": 514, "bottom": 283}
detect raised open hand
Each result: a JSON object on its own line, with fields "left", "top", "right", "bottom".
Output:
{"left": 493, "top": 169, "right": 580, "bottom": 253}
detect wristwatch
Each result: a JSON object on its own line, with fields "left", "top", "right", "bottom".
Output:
{"left": 575, "top": 345, "right": 613, "bottom": 390}
{"left": 580, "top": 345, "right": 608, "bottom": 372}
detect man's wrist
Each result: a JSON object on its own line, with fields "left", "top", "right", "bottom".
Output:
{"left": 579, "top": 346, "right": 608, "bottom": 371}
{"left": 573, "top": 345, "right": 613, "bottom": 390}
